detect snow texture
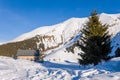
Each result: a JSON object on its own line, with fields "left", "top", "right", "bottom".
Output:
{"left": 0, "top": 56, "right": 120, "bottom": 80}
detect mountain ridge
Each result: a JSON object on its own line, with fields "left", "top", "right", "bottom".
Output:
{"left": 2, "top": 17, "right": 87, "bottom": 44}
{"left": 0, "top": 13, "right": 120, "bottom": 62}
{"left": 12, "top": 13, "right": 120, "bottom": 42}
{"left": 1, "top": 13, "right": 120, "bottom": 44}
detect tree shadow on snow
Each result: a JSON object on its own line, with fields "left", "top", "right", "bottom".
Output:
{"left": 41, "top": 61, "right": 80, "bottom": 70}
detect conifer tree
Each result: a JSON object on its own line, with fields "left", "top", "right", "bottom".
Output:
{"left": 77, "top": 11, "right": 111, "bottom": 66}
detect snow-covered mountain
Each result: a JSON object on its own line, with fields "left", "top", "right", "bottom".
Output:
{"left": 0, "top": 13, "right": 120, "bottom": 62}
{"left": 11, "top": 13, "right": 120, "bottom": 42}
{"left": 0, "top": 13, "right": 120, "bottom": 80}
{"left": 11, "top": 17, "right": 87, "bottom": 43}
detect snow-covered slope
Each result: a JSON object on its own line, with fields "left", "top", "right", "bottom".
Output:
{"left": 11, "top": 17, "right": 87, "bottom": 43}
{"left": 4, "top": 13, "right": 119, "bottom": 50}
{"left": 44, "top": 13, "right": 120, "bottom": 62}
{"left": 6, "top": 18, "right": 87, "bottom": 53}
{"left": 11, "top": 13, "right": 120, "bottom": 43}
{"left": 0, "top": 56, "right": 120, "bottom": 80}
{"left": 111, "top": 32, "right": 120, "bottom": 56}
{"left": 1, "top": 13, "right": 120, "bottom": 62}
{"left": 100, "top": 13, "right": 120, "bottom": 35}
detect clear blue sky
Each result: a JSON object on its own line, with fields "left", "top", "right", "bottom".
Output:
{"left": 0, "top": 0, "right": 120, "bottom": 42}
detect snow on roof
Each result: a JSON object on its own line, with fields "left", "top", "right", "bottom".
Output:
{"left": 16, "top": 49, "right": 38, "bottom": 56}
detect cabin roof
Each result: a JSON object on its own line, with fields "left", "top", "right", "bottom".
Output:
{"left": 16, "top": 50, "right": 39, "bottom": 56}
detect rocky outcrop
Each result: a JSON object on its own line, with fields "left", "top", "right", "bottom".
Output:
{"left": 0, "top": 34, "right": 63, "bottom": 57}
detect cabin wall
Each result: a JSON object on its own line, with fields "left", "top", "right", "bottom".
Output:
{"left": 17, "top": 56, "right": 35, "bottom": 60}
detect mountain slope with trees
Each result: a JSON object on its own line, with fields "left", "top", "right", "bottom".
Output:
{"left": 0, "top": 13, "right": 120, "bottom": 63}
